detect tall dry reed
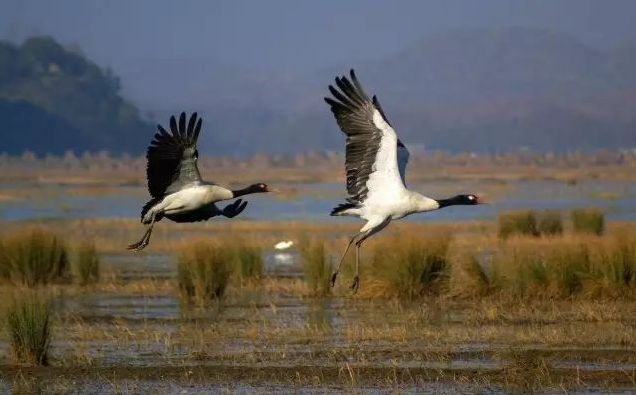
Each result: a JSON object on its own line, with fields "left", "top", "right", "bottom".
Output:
{"left": 177, "top": 242, "right": 232, "bottom": 304}
{"left": 367, "top": 233, "right": 451, "bottom": 299}
{"left": 6, "top": 292, "right": 52, "bottom": 365}
{"left": 298, "top": 236, "right": 330, "bottom": 296}
{"left": 0, "top": 229, "right": 69, "bottom": 286}
{"left": 71, "top": 241, "right": 99, "bottom": 286}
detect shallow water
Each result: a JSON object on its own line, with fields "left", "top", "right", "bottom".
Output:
{"left": 1, "top": 179, "right": 636, "bottom": 221}
{"left": 1, "top": 244, "right": 635, "bottom": 392}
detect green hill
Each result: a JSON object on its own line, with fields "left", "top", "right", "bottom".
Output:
{"left": 0, "top": 36, "right": 150, "bottom": 155}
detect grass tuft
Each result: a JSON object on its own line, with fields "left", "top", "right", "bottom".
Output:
{"left": 449, "top": 253, "right": 491, "bottom": 297}
{"left": 537, "top": 210, "right": 563, "bottom": 236}
{"left": 368, "top": 234, "right": 451, "bottom": 299}
{"left": 229, "top": 241, "right": 263, "bottom": 283}
{"left": 571, "top": 208, "right": 604, "bottom": 235}
{"left": 491, "top": 235, "right": 636, "bottom": 297}
{"left": 71, "top": 242, "right": 99, "bottom": 286}
{"left": 498, "top": 211, "right": 539, "bottom": 239}
{"left": 299, "top": 236, "right": 330, "bottom": 296}
{"left": 0, "top": 229, "right": 69, "bottom": 286}
{"left": 177, "top": 242, "right": 232, "bottom": 304}
{"left": 6, "top": 292, "right": 52, "bottom": 366}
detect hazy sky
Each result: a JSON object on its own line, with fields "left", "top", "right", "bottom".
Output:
{"left": 3, "top": 0, "right": 636, "bottom": 108}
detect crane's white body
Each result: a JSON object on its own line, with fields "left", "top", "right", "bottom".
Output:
{"left": 333, "top": 109, "right": 440, "bottom": 233}
{"left": 143, "top": 184, "right": 233, "bottom": 223}
{"left": 325, "top": 70, "right": 481, "bottom": 290}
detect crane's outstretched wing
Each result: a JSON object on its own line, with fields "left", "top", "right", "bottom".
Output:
{"left": 324, "top": 69, "right": 408, "bottom": 204}
{"left": 165, "top": 199, "right": 248, "bottom": 223}
{"left": 373, "top": 95, "right": 410, "bottom": 186}
{"left": 146, "top": 112, "right": 203, "bottom": 199}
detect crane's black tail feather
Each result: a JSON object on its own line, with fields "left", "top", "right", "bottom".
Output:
{"left": 331, "top": 202, "right": 358, "bottom": 216}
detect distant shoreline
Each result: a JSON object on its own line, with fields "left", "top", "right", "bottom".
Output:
{"left": 1, "top": 150, "right": 635, "bottom": 184}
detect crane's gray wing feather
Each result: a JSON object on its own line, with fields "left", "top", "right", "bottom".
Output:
{"left": 324, "top": 69, "right": 406, "bottom": 204}
{"left": 374, "top": 95, "right": 410, "bottom": 185}
{"left": 146, "top": 112, "right": 203, "bottom": 198}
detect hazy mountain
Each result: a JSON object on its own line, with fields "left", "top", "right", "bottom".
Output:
{"left": 0, "top": 36, "right": 150, "bottom": 155}
{"left": 169, "top": 27, "right": 636, "bottom": 155}
{"left": 2, "top": 29, "right": 636, "bottom": 155}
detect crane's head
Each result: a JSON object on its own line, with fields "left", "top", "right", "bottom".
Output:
{"left": 249, "top": 183, "right": 271, "bottom": 193}
{"left": 454, "top": 194, "right": 485, "bottom": 205}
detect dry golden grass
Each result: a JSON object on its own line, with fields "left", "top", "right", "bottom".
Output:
{"left": 4, "top": 290, "right": 52, "bottom": 366}
{"left": 0, "top": 228, "right": 69, "bottom": 286}
{"left": 489, "top": 234, "right": 636, "bottom": 298}
{"left": 1, "top": 219, "right": 633, "bottom": 300}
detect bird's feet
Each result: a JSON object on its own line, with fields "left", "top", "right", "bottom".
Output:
{"left": 350, "top": 275, "right": 360, "bottom": 294}
{"left": 330, "top": 271, "right": 338, "bottom": 287}
{"left": 222, "top": 199, "right": 248, "bottom": 218}
{"left": 126, "top": 237, "right": 148, "bottom": 251}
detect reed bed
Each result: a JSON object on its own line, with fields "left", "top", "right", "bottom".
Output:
{"left": 298, "top": 236, "right": 331, "bottom": 296}
{"left": 228, "top": 241, "right": 263, "bottom": 283}
{"left": 364, "top": 233, "right": 451, "bottom": 299}
{"left": 498, "top": 210, "right": 539, "bottom": 239}
{"left": 571, "top": 208, "right": 605, "bottom": 235}
{"left": 71, "top": 242, "right": 99, "bottom": 286}
{"left": 176, "top": 242, "right": 232, "bottom": 304}
{"left": 0, "top": 229, "right": 69, "bottom": 286}
{"left": 490, "top": 234, "right": 636, "bottom": 297}
{"left": 537, "top": 210, "right": 563, "bottom": 236}
{"left": 497, "top": 209, "right": 609, "bottom": 239}
{"left": 5, "top": 291, "right": 52, "bottom": 365}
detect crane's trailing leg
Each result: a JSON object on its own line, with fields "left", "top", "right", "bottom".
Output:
{"left": 127, "top": 213, "right": 157, "bottom": 251}
{"left": 351, "top": 240, "right": 361, "bottom": 292}
{"left": 330, "top": 235, "right": 359, "bottom": 287}
{"left": 349, "top": 217, "right": 392, "bottom": 293}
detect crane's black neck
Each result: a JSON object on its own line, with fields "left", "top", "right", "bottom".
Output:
{"left": 231, "top": 184, "right": 266, "bottom": 198}
{"left": 435, "top": 198, "right": 456, "bottom": 209}
{"left": 435, "top": 194, "right": 479, "bottom": 208}
{"left": 232, "top": 186, "right": 255, "bottom": 198}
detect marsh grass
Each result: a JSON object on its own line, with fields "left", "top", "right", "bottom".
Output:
{"left": 71, "top": 242, "right": 99, "bottom": 286}
{"left": 571, "top": 208, "right": 605, "bottom": 235}
{"left": 177, "top": 242, "right": 232, "bottom": 304}
{"left": 449, "top": 253, "right": 491, "bottom": 297}
{"left": 587, "top": 235, "right": 636, "bottom": 294}
{"left": 0, "top": 229, "right": 69, "bottom": 286}
{"left": 367, "top": 233, "right": 451, "bottom": 299}
{"left": 537, "top": 210, "right": 563, "bottom": 236}
{"left": 498, "top": 211, "right": 539, "bottom": 239}
{"left": 6, "top": 292, "right": 52, "bottom": 365}
{"left": 491, "top": 235, "right": 636, "bottom": 297}
{"left": 298, "top": 236, "right": 330, "bottom": 296}
{"left": 228, "top": 241, "right": 263, "bottom": 283}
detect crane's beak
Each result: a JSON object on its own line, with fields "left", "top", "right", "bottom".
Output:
{"left": 267, "top": 187, "right": 280, "bottom": 193}
{"left": 476, "top": 195, "right": 488, "bottom": 205}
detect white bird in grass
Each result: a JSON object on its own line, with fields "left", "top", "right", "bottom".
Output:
{"left": 127, "top": 112, "right": 271, "bottom": 251}
{"left": 274, "top": 240, "right": 294, "bottom": 250}
{"left": 325, "top": 70, "right": 484, "bottom": 292}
